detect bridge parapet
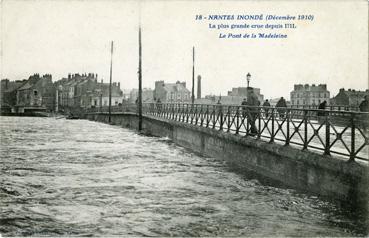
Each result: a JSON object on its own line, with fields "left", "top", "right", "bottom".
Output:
{"left": 86, "top": 103, "right": 369, "bottom": 162}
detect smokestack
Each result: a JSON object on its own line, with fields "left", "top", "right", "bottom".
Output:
{"left": 118, "top": 82, "right": 120, "bottom": 89}
{"left": 197, "top": 75, "right": 201, "bottom": 99}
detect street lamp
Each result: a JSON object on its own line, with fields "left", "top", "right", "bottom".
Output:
{"left": 246, "top": 72, "right": 251, "bottom": 88}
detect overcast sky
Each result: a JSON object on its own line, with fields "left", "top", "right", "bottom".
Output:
{"left": 1, "top": 0, "right": 368, "bottom": 100}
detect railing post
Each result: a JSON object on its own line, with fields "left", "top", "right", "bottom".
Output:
{"left": 186, "top": 104, "right": 189, "bottom": 123}
{"left": 200, "top": 105, "right": 204, "bottom": 126}
{"left": 236, "top": 106, "right": 240, "bottom": 135}
{"left": 270, "top": 108, "right": 275, "bottom": 142}
{"left": 257, "top": 107, "right": 261, "bottom": 139}
{"left": 246, "top": 107, "right": 250, "bottom": 136}
{"left": 219, "top": 106, "right": 223, "bottom": 131}
{"left": 303, "top": 110, "right": 308, "bottom": 150}
{"left": 349, "top": 113, "right": 356, "bottom": 161}
{"left": 324, "top": 112, "right": 330, "bottom": 156}
{"left": 286, "top": 108, "right": 290, "bottom": 145}
{"left": 211, "top": 105, "right": 217, "bottom": 129}
{"left": 227, "top": 106, "right": 231, "bottom": 132}
{"left": 206, "top": 105, "right": 210, "bottom": 128}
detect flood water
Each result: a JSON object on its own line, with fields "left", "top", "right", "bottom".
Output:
{"left": 0, "top": 116, "right": 367, "bottom": 236}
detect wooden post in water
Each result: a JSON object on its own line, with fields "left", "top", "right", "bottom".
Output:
{"left": 192, "top": 46, "right": 195, "bottom": 105}
{"left": 138, "top": 27, "right": 143, "bottom": 131}
{"left": 109, "top": 41, "right": 114, "bottom": 123}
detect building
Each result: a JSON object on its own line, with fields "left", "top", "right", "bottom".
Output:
{"left": 129, "top": 88, "right": 154, "bottom": 103}
{"left": 0, "top": 79, "right": 26, "bottom": 112}
{"left": 55, "top": 73, "right": 124, "bottom": 110}
{"left": 330, "top": 88, "right": 369, "bottom": 106}
{"left": 154, "top": 81, "right": 191, "bottom": 103}
{"left": 227, "top": 86, "right": 264, "bottom": 102}
{"left": 290, "top": 84, "right": 330, "bottom": 106}
{"left": 55, "top": 73, "right": 98, "bottom": 108}
{"left": 91, "top": 82, "right": 124, "bottom": 107}
{"left": 197, "top": 86, "right": 265, "bottom": 105}
{"left": 16, "top": 74, "right": 55, "bottom": 112}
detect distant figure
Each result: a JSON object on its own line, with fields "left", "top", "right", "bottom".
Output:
{"left": 359, "top": 95, "right": 369, "bottom": 112}
{"left": 262, "top": 99, "right": 271, "bottom": 117}
{"left": 359, "top": 96, "right": 369, "bottom": 131}
{"left": 317, "top": 100, "right": 327, "bottom": 117}
{"left": 241, "top": 98, "right": 247, "bottom": 117}
{"left": 156, "top": 98, "right": 162, "bottom": 114}
{"left": 276, "top": 97, "right": 287, "bottom": 119}
{"left": 216, "top": 98, "right": 223, "bottom": 117}
{"left": 246, "top": 88, "right": 260, "bottom": 136}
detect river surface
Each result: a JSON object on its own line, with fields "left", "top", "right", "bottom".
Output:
{"left": 0, "top": 116, "right": 366, "bottom": 236}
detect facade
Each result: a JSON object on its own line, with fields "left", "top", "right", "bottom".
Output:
{"left": 90, "top": 82, "right": 124, "bottom": 107}
{"left": 227, "top": 87, "right": 264, "bottom": 103}
{"left": 0, "top": 79, "right": 26, "bottom": 112}
{"left": 55, "top": 73, "right": 98, "bottom": 108}
{"left": 55, "top": 73, "right": 124, "bottom": 110}
{"left": 290, "top": 84, "right": 330, "bottom": 106}
{"left": 154, "top": 81, "right": 191, "bottom": 103}
{"left": 330, "top": 88, "right": 369, "bottom": 106}
{"left": 16, "top": 74, "right": 55, "bottom": 112}
{"left": 129, "top": 88, "right": 154, "bottom": 103}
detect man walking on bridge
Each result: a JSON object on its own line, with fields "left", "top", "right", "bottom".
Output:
{"left": 262, "top": 99, "right": 271, "bottom": 117}
{"left": 246, "top": 87, "right": 260, "bottom": 136}
{"left": 276, "top": 97, "right": 287, "bottom": 119}
{"left": 359, "top": 95, "right": 368, "bottom": 112}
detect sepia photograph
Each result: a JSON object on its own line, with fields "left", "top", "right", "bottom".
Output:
{"left": 1, "top": 0, "right": 368, "bottom": 236}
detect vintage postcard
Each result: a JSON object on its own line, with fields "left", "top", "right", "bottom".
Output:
{"left": 1, "top": 0, "right": 368, "bottom": 237}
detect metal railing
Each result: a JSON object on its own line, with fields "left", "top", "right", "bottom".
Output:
{"left": 86, "top": 103, "right": 369, "bottom": 162}
{"left": 289, "top": 104, "right": 360, "bottom": 112}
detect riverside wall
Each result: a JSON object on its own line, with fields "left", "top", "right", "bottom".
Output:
{"left": 85, "top": 112, "right": 369, "bottom": 211}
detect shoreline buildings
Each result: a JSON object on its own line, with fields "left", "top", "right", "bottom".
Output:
{"left": 154, "top": 81, "right": 191, "bottom": 103}
{"left": 290, "top": 84, "right": 330, "bottom": 106}
{"left": 330, "top": 88, "right": 369, "bottom": 107}
{"left": 55, "top": 73, "right": 123, "bottom": 111}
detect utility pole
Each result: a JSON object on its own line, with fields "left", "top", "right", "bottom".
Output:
{"left": 192, "top": 46, "right": 195, "bottom": 104}
{"left": 138, "top": 26, "right": 143, "bottom": 131}
{"left": 109, "top": 41, "right": 114, "bottom": 123}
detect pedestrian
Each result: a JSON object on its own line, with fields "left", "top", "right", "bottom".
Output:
{"left": 317, "top": 100, "right": 327, "bottom": 117}
{"left": 241, "top": 98, "right": 247, "bottom": 118}
{"left": 276, "top": 97, "right": 287, "bottom": 119}
{"left": 262, "top": 99, "right": 271, "bottom": 117}
{"left": 246, "top": 88, "right": 260, "bottom": 136}
{"left": 359, "top": 95, "right": 369, "bottom": 131}
{"left": 156, "top": 98, "right": 162, "bottom": 114}
{"left": 359, "top": 95, "right": 369, "bottom": 112}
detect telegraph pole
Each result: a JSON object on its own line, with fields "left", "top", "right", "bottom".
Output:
{"left": 192, "top": 46, "right": 195, "bottom": 104}
{"left": 109, "top": 41, "right": 114, "bottom": 123}
{"left": 138, "top": 26, "right": 143, "bottom": 131}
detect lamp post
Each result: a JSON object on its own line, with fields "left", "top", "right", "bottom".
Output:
{"left": 246, "top": 72, "right": 251, "bottom": 88}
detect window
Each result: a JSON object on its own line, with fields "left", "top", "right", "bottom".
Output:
{"left": 104, "top": 100, "right": 107, "bottom": 106}
{"left": 34, "top": 90, "right": 38, "bottom": 96}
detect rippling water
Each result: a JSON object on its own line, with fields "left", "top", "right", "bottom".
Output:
{"left": 0, "top": 116, "right": 366, "bottom": 236}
